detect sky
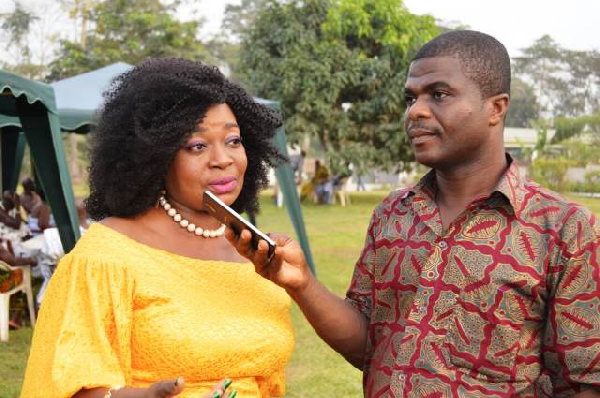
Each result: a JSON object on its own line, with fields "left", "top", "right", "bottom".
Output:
{"left": 1, "top": 0, "right": 599, "bottom": 64}
{"left": 194, "top": 0, "right": 600, "bottom": 57}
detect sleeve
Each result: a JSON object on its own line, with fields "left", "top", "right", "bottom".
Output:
{"left": 345, "top": 209, "right": 379, "bottom": 322}
{"left": 20, "top": 250, "right": 135, "bottom": 398}
{"left": 543, "top": 209, "right": 600, "bottom": 396}
{"left": 264, "top": 367, "right": 286, "bottom": 397}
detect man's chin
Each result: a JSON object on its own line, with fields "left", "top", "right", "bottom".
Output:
{"left": 413, "top": 150, "right": 440, "bottom": 168}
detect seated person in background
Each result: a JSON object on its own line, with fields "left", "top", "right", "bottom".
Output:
{"left": 21, "top": 58, "right": 292, "bottom": 398}
{"left": 19, "top": 177, "right": 42, "bottom": 215}
{"left": 28, "top": 200, "right": 54, "bottom": 235}
{"left": 36, "top": 199, "right": 91, "bottom": 306}
{"left": 0, "top": 191, "right": 31, "bottom": 245}
{"left": 313, "top": 160, "right": 331, "bottom": 204}
{"left": 18, "top": 177, "right": 55, "bottom": 235}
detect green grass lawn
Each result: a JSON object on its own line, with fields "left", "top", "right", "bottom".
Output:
{"left": 2, "top": 190, "right": 599, "bottom": 398}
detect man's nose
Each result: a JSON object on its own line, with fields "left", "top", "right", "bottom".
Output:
{"left": 405, "top": 97, "right": 432, "bottom": 121}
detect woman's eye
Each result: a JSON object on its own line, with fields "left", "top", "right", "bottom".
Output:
{"left": 187, "top": 142, "right": 207, "bottom": 151}
{"left": 227, "top": 137, "right": 243, "bottom": 147}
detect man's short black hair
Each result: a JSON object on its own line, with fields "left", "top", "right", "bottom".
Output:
{"left": 86, "top": 58, "right": 285, "bottom": 220}
{"left": 412, "top": 30, "right": 511, "bottom": 98}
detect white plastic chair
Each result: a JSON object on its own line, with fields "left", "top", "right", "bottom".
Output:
{"left": 332, "top": 177, "right": 352, "bottom": 207}
{"left": 0, "top": 260, "right": 36, "bottom": 342}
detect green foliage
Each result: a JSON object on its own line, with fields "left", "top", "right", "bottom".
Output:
{"left": 505, "top": 76, "right": 539, "bottom": 128}
{"left": 570, "top": 170, "right": 600, "bottom": 193}
{"left": 584, "top": 170, "right": 600, "bottom": 192}
{"left": 0, "top": 2, "right": 39, "bottom": 56}
{"left": 552, "top": 112, "right": 600, "bottom": 143}
{"left": 237, "top": 0, "right": 437, "bottom": 171}
{"left": 530, "top": 157, "right": 576, "bottom": 192}
{"left": 47, "top": 0, "right": 211, "bottom": 80}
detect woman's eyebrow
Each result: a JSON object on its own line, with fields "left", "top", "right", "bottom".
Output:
{"left": 195, "top": 122, "right": 240, "bottom": 132}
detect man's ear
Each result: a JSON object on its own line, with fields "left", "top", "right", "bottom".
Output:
{"left": 488, "top": 93, "right": 510, "bottom": 126}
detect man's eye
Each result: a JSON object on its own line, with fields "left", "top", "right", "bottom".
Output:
{"left": 433, "top": 91, "right": 448, "bottom": 100}
{"left": 404, "top": 96, "right": 416, "bottom": 105}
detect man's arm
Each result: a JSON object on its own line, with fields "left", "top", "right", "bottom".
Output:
{"left": 574, "top": 388, "right": 600, "bottom": 398}
{"left": 543, "top": 209, "right": 600, "bottom": 395}
{"left": 289, "top": 271, "right": 369, "bottom": 368}
{"left": 226, "top": 230, "right": 369, "bottom": 368}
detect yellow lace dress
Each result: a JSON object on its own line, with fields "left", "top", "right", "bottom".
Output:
{"left": 21, "top": 223, "right": 294, "bottom": 398}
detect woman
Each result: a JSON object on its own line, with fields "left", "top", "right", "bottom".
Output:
{"left": 21, "top": 58, "right": 294, "bottom": 398}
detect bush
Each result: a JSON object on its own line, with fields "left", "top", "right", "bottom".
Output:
{"left": 530, "top": 157, "right": 576, "bottom": 192}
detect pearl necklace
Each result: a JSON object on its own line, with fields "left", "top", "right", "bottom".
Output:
{"left": 158, "top": 194, "right": 225, "bottom": 238}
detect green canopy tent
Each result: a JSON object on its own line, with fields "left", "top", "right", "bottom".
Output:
{"left": 0, "top": 70, "right": 80, "bottom": 252}
{"left": 1, "top": 64, "right": 315, "bottom": 273}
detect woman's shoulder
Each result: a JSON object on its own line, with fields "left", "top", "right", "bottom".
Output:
{"left": 67, "top": 222, "right": 148, "bottom": 265}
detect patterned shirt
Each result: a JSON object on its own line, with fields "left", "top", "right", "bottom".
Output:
{"left": 346, "top": 158, "right": 600, "bottom": 397}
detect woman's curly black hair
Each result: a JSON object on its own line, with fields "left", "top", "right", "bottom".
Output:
{"left": 86, "top": 58, "right": 286, "bottom": 220}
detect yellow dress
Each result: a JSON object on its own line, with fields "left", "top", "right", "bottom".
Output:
{"left": 21, "top": 223, "right": 294, "bottom": 398}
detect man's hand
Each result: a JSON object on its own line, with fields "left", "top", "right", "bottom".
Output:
{"left": 225, "top": 228, "right": 313, "bottom": 295}
{"left": 573, "top": 388, "right": 600, "bottom": 398}
{"left": 225, "top": 227, "right": 369, "bottom": 368}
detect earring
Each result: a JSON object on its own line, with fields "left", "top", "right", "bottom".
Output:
{"left": 155, "top": 190, "right": 167, "bottom": 208}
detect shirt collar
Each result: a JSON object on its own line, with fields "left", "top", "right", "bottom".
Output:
{"left": 407, "top": 153, "right": 526, "bottom": 213}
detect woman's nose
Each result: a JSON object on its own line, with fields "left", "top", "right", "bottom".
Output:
{"left": 209, "top": 145, "right": 234, "bottom": 168}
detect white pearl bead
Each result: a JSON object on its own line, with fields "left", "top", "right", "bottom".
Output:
{"left": 187, "top": 223, "right": 196, "bottom": 232}
{"left": 180, "top": 219, "right": 189, "bottom": 228}
{"left": 194, "top": 227, "right": 204, "bottom": 235}
{"left": 167, "top": 208, "right": 176, "bottom": 217}
{"left": 173, "top": 214, "right": 182, "bottom": 222}
{"left": 163, "top": 203, "right": 171, "bottom": 210}
{"left": 203, "top": 230, "right": 211, "bottom": 237}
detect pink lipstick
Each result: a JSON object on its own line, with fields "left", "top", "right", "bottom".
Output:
{"left": 209, "top": 176, "right": 238, "bottom": 193}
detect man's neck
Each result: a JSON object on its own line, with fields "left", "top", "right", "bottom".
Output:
{"left": 433, "top": 151, "right": 508, "bottom": 230}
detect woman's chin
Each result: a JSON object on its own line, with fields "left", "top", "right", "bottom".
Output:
{"left": 211, "top": 190, "right": 241, "bottom": 207}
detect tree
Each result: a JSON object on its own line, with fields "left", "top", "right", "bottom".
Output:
{"left": 0, "top": 1, "right": 45, "bottom": 78}
{"left": 48, "top": 0, "right": 211, "bottom": 80}
{"left": 514, "top": 35, "right": 600, "bottom": 118}
{"left": 237, "top": 0, "right": 437, "bottom": 171}
{"left": 505, "top": 76, "right": 539, "bottom": 128}
{"left": 207, "top": 0, "right": 268, "bottom": 80}
{"left": 222, "top": 0, "right": 268, "bottom": 40}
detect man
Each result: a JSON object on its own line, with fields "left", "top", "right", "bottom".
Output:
{"left": 229, "top": 30, "right": 600, "bottom": 397}
{"left": 19, "top": 177, "right": 42, "bottom": 215}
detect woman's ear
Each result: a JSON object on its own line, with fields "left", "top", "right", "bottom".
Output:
{"left": 489, "top": 93, "right": 510, "bottom": 126}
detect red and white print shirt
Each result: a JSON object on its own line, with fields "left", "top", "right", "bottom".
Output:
{"left": 346, "top": 158, "right": 600, "bottom": 397}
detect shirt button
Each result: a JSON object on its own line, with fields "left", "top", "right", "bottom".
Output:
{"left": 438, "top": 241, "right": 448, "bottom": 249}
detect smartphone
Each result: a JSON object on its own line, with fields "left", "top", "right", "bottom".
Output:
{"left": 203, "top": 190, "right": 276, "bottom": 257}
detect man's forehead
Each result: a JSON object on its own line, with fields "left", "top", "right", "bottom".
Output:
{"left": 405, "top": 56, "right": 469, "bottom": 88}
{"left": 408, "top": 57, "right": 462, "bottom": 77}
